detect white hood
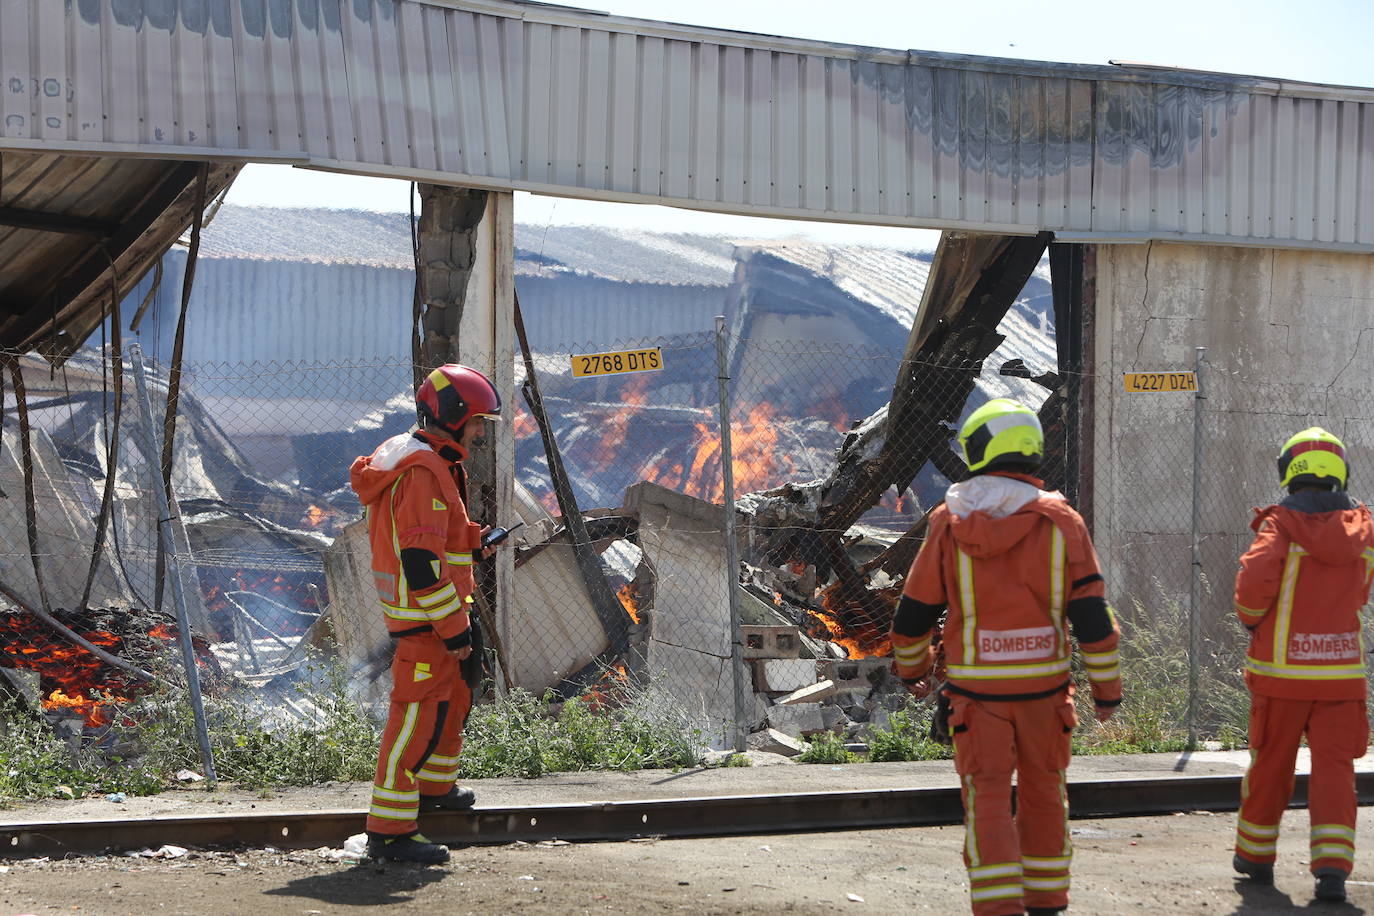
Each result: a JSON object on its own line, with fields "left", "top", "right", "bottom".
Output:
{"left": 945, "top": 475, "right": 1060, "bottom": 519}
{"left": 371, "top": 431, "right": 428, "bottom": 471}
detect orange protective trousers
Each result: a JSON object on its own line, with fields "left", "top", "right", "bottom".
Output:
{"left": 950, "top": 690, "right": 1077, "bottom": 916}
{"left": 1235, "top": 694, "right": 1368, "bottom": 875}
{"left": 365, "top": 635, "right": 473, "bottom": 838}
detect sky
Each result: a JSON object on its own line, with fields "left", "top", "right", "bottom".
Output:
{"left": 225, "top": 0, "right": 1374, "bottom": 249}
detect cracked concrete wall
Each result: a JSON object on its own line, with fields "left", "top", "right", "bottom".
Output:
{"left": 1090, "top": 242, "right": 1374, "bottom": 624}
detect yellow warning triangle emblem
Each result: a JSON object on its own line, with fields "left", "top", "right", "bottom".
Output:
{"left": 414, "top": 662, "right": 432, "bottom": 682}
{"left": 432, "top": 498, "right": 447, "bottom": 511}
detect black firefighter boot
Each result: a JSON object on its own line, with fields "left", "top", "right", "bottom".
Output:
{"left": 1233, "top": 853, "right": 1275, "bottom": 885}
{"left": 1315, "top": 869, "right": 1348, "bottom": 903}
{"left": 419, "top": 786, "right": 477, "bottom": 812}
{"left": 367, "top": 832, "right": 451, "bottom": 865}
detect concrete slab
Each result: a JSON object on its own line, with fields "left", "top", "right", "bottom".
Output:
{"left": 5, "top": 750, "right": 1370, "bottom": 827}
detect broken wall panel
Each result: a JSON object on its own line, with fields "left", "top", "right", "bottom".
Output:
{"left": 624, "top": 481, "right": 736, "bottom": 743}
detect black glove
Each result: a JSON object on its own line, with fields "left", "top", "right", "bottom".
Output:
{"left": 929, "top": 685, "right": 952, "bottom": 747}
{"left": 459, "top": 614, "right": 485, "bottom": 691}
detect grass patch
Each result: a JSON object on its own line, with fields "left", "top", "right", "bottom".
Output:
{"left": 459, "top": 684, "right": 703, "bottom": 778}
{"left": 796, "top": 731, "right": 858, "bottom": 764}
{"left": 866, "top": 701, "right": 952, "bottom": 763}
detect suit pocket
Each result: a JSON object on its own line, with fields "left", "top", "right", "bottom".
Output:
{"left": 390, "top": 639, "right": 457, "bottom": 702}
{"left": 1247, "top": 695, "right": 1270, "bottom": 751}
{"left": 1053, "top": 696, "right": 1078, "bottom": 769}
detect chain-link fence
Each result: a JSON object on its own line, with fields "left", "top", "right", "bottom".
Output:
{"left": 1, "top": 329, "right": 1367, "bottom": 763}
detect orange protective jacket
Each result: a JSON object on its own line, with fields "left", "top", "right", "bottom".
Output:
{"left": 1234, "top": 489, "right": 1374, "bottom": 700}
{"left": 890, "top": 472, "right": 1122, "bottom": 706}
{"left": 350, "top": 432, "right": 482, "bottom": 646}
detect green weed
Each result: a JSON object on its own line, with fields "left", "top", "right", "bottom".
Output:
{"left": 796, "top": 731, "right": 857, "bottom": 764}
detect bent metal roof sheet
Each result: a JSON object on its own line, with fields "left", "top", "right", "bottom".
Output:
{"left": 3, "top": 1, "right": 1374, "bottom": 252}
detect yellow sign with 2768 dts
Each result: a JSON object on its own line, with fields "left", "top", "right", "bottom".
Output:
{"left": 570, "top": 347, "right": 664, "bottom": 378}
{"left": 1122, "top": 371, "right": 1197, "bottom": 393}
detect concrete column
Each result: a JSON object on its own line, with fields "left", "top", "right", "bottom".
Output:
{"left": 417, "top": 186, "right": 516, "bottom": 690}
{"left": 417, "top": 184, "right": 489, "bottom": 370}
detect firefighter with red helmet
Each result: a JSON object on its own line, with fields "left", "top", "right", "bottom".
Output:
{"left": 1232, "top": 427, "right": 1374, "bottom": 903}
{"left": 889, "top": 398, "right": 1122, "bottom": 916}
{"left": 350, "top": 364, "right": 502, "bottom": 864}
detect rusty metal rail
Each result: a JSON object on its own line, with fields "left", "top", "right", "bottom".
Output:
{"left": 5, "top": 772, "right": 1373, "bottom": 858}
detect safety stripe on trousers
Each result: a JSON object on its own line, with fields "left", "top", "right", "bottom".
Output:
{"left": 382, "top": 702, "right": 421, "bottom": 791}
{"left": 1311, "top": 844, "right": 1355, "bottom": 863}
{"left": 963, "top": 774, "right": 980, "bottom": 867}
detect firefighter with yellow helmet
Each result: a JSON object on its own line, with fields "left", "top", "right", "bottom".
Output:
{"left": 890, "top": 398, "right": 1122, "bottom": 916}
{"left": 1232, "top": 427, "right": 1374, "bottom": 902}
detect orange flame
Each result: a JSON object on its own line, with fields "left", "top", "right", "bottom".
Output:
{"left": 616, "top": 583, "right": 641, "bottom": 624}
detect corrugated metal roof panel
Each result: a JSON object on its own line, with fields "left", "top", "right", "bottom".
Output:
{"left": 9, "top": 0, "right": 1372, "bottom": 249}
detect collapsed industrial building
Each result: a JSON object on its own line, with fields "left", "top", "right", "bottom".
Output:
{"left": 0, "top": 201, "right": 1069, "bottom": 753}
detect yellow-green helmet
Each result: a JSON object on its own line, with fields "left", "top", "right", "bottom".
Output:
{"left": 958, "top": 398, "right": 1044, "bottom": 474}
{"left": 1276, "top": 427, "right": 1348, "bottom": 490}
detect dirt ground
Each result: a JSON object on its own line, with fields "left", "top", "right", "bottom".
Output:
{"left": 3, "top": 808, "right": 1372, "bottom": 915}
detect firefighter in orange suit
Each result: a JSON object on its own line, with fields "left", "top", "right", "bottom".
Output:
{"left": 350, "top": 364, "right": 502, "bottom": 865}
{"left": 1232, "top": 427, "right": 1374, "bottom": 903}
{"left": 890, "top": 398, "right": 1122, "bottom": 916}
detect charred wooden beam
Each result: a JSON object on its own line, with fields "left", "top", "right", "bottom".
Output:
{"left": 514, "top": 293, "right": 629, "bottom": 654}
{"left": 0, "top": 206, "right": 119, "bottom": 237}
{"left": 0, "top": 161, "right": 239, "bottom": 357}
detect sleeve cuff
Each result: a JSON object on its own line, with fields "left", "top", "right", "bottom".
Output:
{"left": 443, "top": 628, "right": 473, "bottom": 651}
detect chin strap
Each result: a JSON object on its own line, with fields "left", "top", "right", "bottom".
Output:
{"left": 412, "top": 428, "right": 467, "bottom": 464}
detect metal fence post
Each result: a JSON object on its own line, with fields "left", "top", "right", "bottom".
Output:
{"left": 1187, "top": 346, "right": 1207, "bottom": 750}
{"left": 714, "top": 316, "right": 748, "bottom": 752}
{"left": 129, "top": 344, "right": 218, "bottom": 785}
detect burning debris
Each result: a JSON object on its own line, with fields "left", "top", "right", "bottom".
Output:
{"left": 0, "top": 605, "right": 218, "bottom": 729}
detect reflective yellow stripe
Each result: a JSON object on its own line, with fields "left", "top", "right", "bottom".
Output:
{"left": 381, "top": 602, "right": 432, "bottom": 622}
{"left": 1049, "top": 526, "right": 1065, "bottom": 650}
{"left": 388, "top": 477, "right": 409, "bottom": 606}
{"left": 425, "top": 593, "right": 465, "bottom": 620}
{"left": 369, "top": 803, "right": 419, "bottom": 820}
{"left": 1024, "top": 876, "right": 1071, "bottom": 890}
{"left": 894, "top": 640, "right": 929, "bottom": 663}
{"left": 446, "top": 552, "right": 473, "bottom": 566}
{"left": 1244, "top": 658, "right": 1365, "bottom": 679}
{"left": 425, "top": 753, "right": 460, "bottom": 766}
{"left": 415, "top": 582, "right": 458, "bottom": 607}
{"left": 371, "top": 786, "right": 419, "bottom": 803}
{"left": 1273, "top": 544, "right": 1305, "bottom": 664}
{"left": 1082, "top": 648, "right": 1119, "bottom": 665}
{"left": 1312, "top": 844, "right": 1355, "bottom": 861}
{"left": 1023, "top": 855, "right": 1072, "bottom": 869}
{"left": 964, "top": 774, "right": 980, "bottom": 866}
{"left": 1235, "top": 602, "right": 1267, "bottom": 618}
{"left": 1238, "top": 818, "right": 1279, "bottom": 838}
{"left": 1236, "top": 835, "right": 1276, "bottom": 855}
{"left": 969, "top": 863, "right": 1022, "bottom": 880}
{"left": 383, "top": 703, "right": 420, "bottom": 790}
{"left": 948, "top": 658, "right": 1072, "bottom": 679}
{"left": 969, "top": 884, "right": 1023, "bottom": 902}
{"left": 959, "top": 549, "right": 977, "bottom": 663}
{"left": 1313, "top": 824, "right": 1357, "bottom": 841}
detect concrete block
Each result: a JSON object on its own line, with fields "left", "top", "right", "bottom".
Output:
{"left": 741, "top": 624, "right": 803, "bottom": 659}
{"left": 747, "top": 728, "right": 806, "bottom": 757}
{"left": 821, "top": 704, "right": 849, "bottom": 732}
{"left": 767, "top": 701, "right": 825, "bottom": 737}
{"left": 753, "top": 658, "right": 816, "bottom": 693}
{"left": 817, "top": 658, "right": 894, "bottom": 691}
{"left": 775, "top": 678, "right": 837, "bottom": 706}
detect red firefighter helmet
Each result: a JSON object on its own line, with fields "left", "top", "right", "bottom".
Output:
{"left": 416, "top": 364, "right": 501, "bottom": 435}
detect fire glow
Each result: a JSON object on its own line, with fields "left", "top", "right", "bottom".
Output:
{"left": 616, "top": 582, "right": 641, "bottom": 624}
{"left": 0, "top": 611, "right": 182, "bottom": 727}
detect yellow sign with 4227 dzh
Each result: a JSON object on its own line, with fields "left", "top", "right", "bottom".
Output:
{"left": 1122, "top": 371, "right": 1197, "bottom": 393}
{"left": 570, "top": 347, "right": 664, "bottom": 378}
